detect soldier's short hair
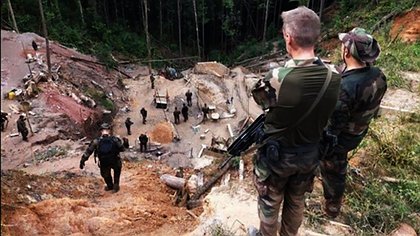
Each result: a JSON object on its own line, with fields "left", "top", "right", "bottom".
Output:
{"left": 281, "top": 6, "right": 320, "bottom": 48}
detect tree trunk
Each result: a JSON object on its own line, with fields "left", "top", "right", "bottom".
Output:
{"left": 103, "top": 0, "right": 109, "bottom": 25}
{"left": 159, "top": 0, "right": 163, "bottom": 39}
{"left": 262, "top": 0, "right": 270, "bottom": 43}
{"left": 160, "top": 174, "right": 196, "bottom": 191}
{"left": 177, "top": 0, "right": 182, "bottom": 56}
{"left": 139, "top": 0, "right": 145, "bottom": 32}
{"left": 201, "top": 0, "right": 205, "bottom": 58}
{"left": 112, "top": 0, "right": 118, "bottom": 21}
{"left": 192, "top": 0, "right": 201, "bottom": 59}
{"left": 121, "top": 0, "right": 126, "bottom": 23}
{"left": 6, "top": 0, "right": 19, "bottom": 33}
{"left": 220, "top": 3, "right": 224, "bottom": 51}
{"left": 88, "top": 0, "right": 98, "bottom": 17}
{"left": 319, "top": 0, "right": 325, "bottom": 21}
{"left": 76, "top": 0, "right": 86, "bottom": 26}
{"left": 38, "top": 0, "right": 51, "bottom": 78}
{"left": 143, "top": 0, "right": 152, "bottom": 73}
{"left": 272, "top": 0, "right": 278, "bottom": 31}
{"left": 53, "top": 0, "right": 62, "bottom": 20}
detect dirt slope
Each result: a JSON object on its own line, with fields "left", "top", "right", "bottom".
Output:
{"left": 1, "top": 163, "right": 200, "bottom": 236}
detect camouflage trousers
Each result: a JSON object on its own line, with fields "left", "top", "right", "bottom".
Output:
{"left": 254, "top": 141, "right": 318, "bottom": 236}
{"left": 320, "top": 131, "right": 366, "bottom": 202}
{"left": 100, "top": 159, "right": 122, "bottom": 189}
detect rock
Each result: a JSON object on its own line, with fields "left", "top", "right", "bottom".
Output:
{"left": 194, "top": 61, "right": 230, "bottom": 78}
{"left": 389, "top": 223, "right": 417, "bottom": 236}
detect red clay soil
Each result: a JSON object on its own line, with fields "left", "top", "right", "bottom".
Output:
{"left": 149, "top": 121, "right": 174, "bottom": 144}
{"left": 41, "top": 90, "right": 96, "bottom": 125}
{"left": 390, "top": 8, "right": 420, "bottom": 42}
{"left": 1, "top": 163, "right": 200, "bottom": 236}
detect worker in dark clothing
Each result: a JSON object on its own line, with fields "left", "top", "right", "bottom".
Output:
{"left": 80, "top": 123, "right": 125, "bottom": 193}
{"left": 202, "top": 104, "right": 210, "bottom": 123}
{"left": 140, "top": 107, "right": 147, "bottom": 124}
{"left": 32, "top": 40, "right": 38, "bottom": 51}
{"left": 125, "top": 117, "right": 133, "bottom": 135}
{"left": 185, "top": 90, "right": 193, "bottom": 107}
{"left": 139, "top": 133, "right": 149, "bottom": 152}
{"left": 17, "top": 114, "right": 29, "bottom": 141}
{"left": 1, "top": 111, "right": 9, "bottom": 132}
{"left": 150, "top": 74, "right": 155, "bottom": 89}
{"left": 173, "top": 107, "right": 181, "bottom": 124}
{"left": 181, "top": 103, "right": 189, "bottom": 122}
{"left": 122, "top": 137, "right": 129, "bottom": 149}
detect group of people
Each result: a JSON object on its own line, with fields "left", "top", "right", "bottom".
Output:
{"left": 124, "top": 115, "right": 149, "bottom": 152}
{"left": 173, "top": 103, "right": 189, "bottom": 124}
{"left": 78, "top": 6, "right": 387, "bottom": 234}
{"left": 172, "top": 90, "right": 192, "bottom": 124}
{"left": 249, "top": 6, "right": 387, "bottom": 236}
{"left": 172, "top": 90, "right": 210, "bottom": 124}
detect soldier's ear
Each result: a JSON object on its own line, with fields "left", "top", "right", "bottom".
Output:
{"left": 342, "top": 46, "right": 351, "bottom": 58}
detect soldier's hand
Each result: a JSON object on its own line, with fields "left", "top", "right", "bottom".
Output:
{"left": 79, "top": 160, "right": 85, "bottom": 169}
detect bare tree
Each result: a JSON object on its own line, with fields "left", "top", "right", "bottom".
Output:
{"left": 76, "top": 0, "right": 86, "bottom": 26}
{"left": 38, "top": 0, "right": 52, "bottom": 78}
{"left": 6, "top": 0, "right": 19, "bottom": 33}
{"left": 262, "top": 0, "right": 270, "bottom": 43}
{"left": 192, "top": 0, "right": 201, "bottom": 58}
{"left": 142, "top": 0, "right": 152, "bottom": 72}
{"left": 177, "top": 0, "right": 182, "bottom": 56}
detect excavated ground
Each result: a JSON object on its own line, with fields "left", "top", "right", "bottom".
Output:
{"left": 2, "top": 9, "right": 420, "bottom": 235}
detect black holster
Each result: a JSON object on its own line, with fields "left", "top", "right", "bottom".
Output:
{"left": 319, "top": 131, "right": 337, "bottom": 160}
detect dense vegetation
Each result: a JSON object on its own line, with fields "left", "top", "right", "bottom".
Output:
{"left": 1, "top": 0, "right": 307, "bottom": 67}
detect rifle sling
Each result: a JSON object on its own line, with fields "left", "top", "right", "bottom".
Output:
{"left": 262, "top": 65, "right": 333, "bottom": 144}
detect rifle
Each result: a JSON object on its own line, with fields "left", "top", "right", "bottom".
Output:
{"left": 187, "top": 114, "right": 265, "bottom": 209}
{"left": 219, "top": 114, "right": 266, "bottom": 169}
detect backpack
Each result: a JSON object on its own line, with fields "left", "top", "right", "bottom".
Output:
{"left": 96, "top": 136, "right": 118, "bottom": 164}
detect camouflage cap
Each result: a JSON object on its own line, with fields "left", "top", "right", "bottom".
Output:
{"left": 100, "top": 123, "right": 111, "bottom": 130}
{"left": 339, "top": 27, "right": 381, "bottom": 63}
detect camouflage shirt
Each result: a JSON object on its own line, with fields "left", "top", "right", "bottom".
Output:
{"left": 263, "top": 58, "right": 341, "bottom": 147}
{"left": 329, "top": 66, "right": 387, "bottom": 136}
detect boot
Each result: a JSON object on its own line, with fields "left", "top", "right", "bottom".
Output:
{"left": 104, "top": 185, "right": 113, "bottom": 191}
{"left": 324, "top": 198, "right": 342, "bottom": 218}
{"left": 113, "top": 184, "right": 120, "bottom": 193}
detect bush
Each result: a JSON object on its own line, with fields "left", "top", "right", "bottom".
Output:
{"left": 344, "top": 113, "right": 420, "bottom": 234}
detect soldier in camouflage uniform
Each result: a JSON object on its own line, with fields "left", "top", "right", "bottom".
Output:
{"left": 250, "top": 7, "right": 341, "bottom": 236}
{"left": 80, "top": 123, "right": 125, "bottom": 193}
{"left": 320, "top": 28, "right": 387, "bottom": 218}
